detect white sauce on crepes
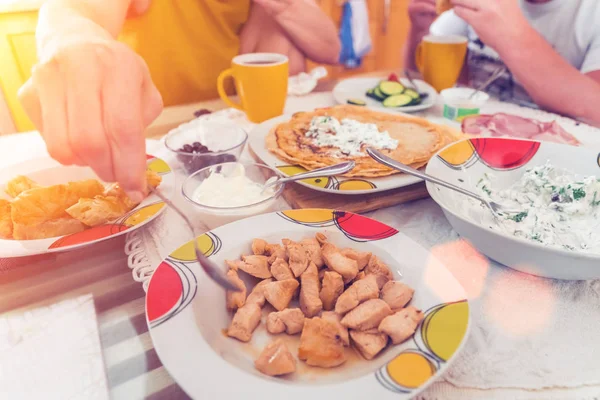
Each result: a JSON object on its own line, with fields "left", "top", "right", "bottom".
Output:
{"left": 305, "top": 116, "right": 399, "bottom": 156}
{"left": 475, "top": 162, "right": 600, "bottom": 253}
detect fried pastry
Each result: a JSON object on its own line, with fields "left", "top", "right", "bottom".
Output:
{"left": 5, "top": 175, "right": 39, "bottom": 198}
{"left": 0, "top": 199, "right": 12, "bottom": 239}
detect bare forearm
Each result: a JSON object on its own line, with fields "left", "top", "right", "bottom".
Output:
{"left": 37, "top": 0, "right": 134, "bottom": 59}
{"left": 274, "top": 4, "right": 340, "bottom": 64}
{"left": 497, "top": 32, "right": 600, "bottom": 124}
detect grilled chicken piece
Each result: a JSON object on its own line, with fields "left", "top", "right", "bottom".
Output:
{"left": 270, "top": 258, "right": 295, "bottom": 281}
{"left": 227, "top": 303, "right": 262, "bottom": 342}
{"left": 321, "top": 311, "right": 350, "bottom": 346}
{"left": 321, "top": 243, "right": 358, "bottom": 283}
{"left": 335, "top": 274, "right": 379, "bottom": 315}
{"left": 350, "top": 330, "right": 388, "bottom": 360}
{"left": 263, "top": 279, "right": 299, "bottom": 311}
{"left": 381, "top": 281, "right": 414, "bottom": 310}
{"left": 341, "top": 299, "right": 392, "bottom": 331}
{"left": 266, "top": 243, "right": 288, "bottom": 264}
{"left": 227, "top": 258, "right": 271, "bottom": 279}
{"left": 241, "top": 255, "right": 272, "bottom": 278}
{"left": 378, "top": 306, "right": 424, "bottom": 345}
{"left": 320, "top": 271, "right": 344, "bottom": 311}
{"left": 287, "top": 241, "right": 310, "bottom": 277}
{"left": 298, "top": 317, "right": 346, "bottom": 368}
{"left": 315, "top": 232, "right": 328, "bottom": 245}
{"left": 354, "top": 271, "right": 366, "bottom": 282}
{"left": 266, "top": 308, "right": 305, "bottom": 335}
{"left": 300, "top": 262, "right": 323, "bottom": 317}
{"left": 340, "top": 248, "right": 372, "bottom": 271}
{"left": 300, "top": 237, "right": 324, "bottom": 268}
{"left": 252, "top": 238, "right": 268, "bottom": 255}
{"left": 246, "top": 278, "right": 273, "bottom": 307}
{"left": 364, "top": 255, "right": 394, "bottom": 289}
{"left": 255, "top": 339, "right": 297, "bottom": 376}
{"left": 226, "top": 269, "right": 247, "bottom": 311}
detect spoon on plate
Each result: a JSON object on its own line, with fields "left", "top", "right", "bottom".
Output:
{"left": 403, "top": 69, "right": 429, "bottom": 99}
{"left": 261, "top": 161, "right": 356, "bottom": 192}
{"left": 366, "top": 148, "right": 521, "bottom": 217}
{"left": 151, "top": 187, "right": 240, "bottom": 292}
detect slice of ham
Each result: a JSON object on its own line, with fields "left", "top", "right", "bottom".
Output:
{"left": 462, "top": 113, "right": 580, "bottom": 146}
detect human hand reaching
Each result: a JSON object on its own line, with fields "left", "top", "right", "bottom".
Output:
{"left": 19, "top": 35, "right": 163, "bottom": 201}
{"left": 451, "top": 0, "right": 532, "bottom": 51}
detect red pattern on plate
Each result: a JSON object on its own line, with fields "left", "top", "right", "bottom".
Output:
{"left": 49, "top": 224, "right": 128, "bottom": 249}
{"left": 471, "top": 138, "right": 541, "bottom": 170}
{"left": 335, "top": 211, "right": 398, "bottom": 241}
{"left": 147, "top": 261, "right": 183, "bottom": 322}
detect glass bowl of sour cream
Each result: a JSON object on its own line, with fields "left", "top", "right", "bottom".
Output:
{"left": 182, "top": 162, "right": 285, "bottom": 229}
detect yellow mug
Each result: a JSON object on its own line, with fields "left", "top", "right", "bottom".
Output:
{"left": 416, "top": 35, "right": 468, "bottom": 92}
{"left": 217, "top": 53, "right": 289, "bottom": 123}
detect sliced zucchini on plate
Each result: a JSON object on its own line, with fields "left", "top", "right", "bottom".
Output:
{"left": 382, "top": 94, "right": 414, "bottom": 108}
{"left": 379, "top": 81, "right": 405, "bottom": 96}
{"left": 372, "top": 87, "right": 387, "bottom": 101}
{"left": 347, "top": 98, "right": 366, "bottom": 106}
{"left": 403, "top": 89, "right": 420, "bottom": 100}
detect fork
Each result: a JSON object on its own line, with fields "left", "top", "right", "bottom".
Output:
{"left": 151, "top": 187, "right": 240, "bottom": 292}
{"left": 366, "top": 148, "right": 521, "bottom": 217}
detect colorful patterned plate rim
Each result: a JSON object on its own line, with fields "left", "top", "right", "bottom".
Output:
{"left": 248, "top": 114, "right": 427, "bottom": 195}
{"left": 146, "top": 209, "right": 470, "bottom": 399}
{"left": 427, "top": 136, "right": 600, "bottom": 261}
{"left": 0, "top": 155, "right": 174, "bottom": 257}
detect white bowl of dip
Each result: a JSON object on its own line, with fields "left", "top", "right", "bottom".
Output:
{"left": 182, "top": 162, "right": 285, "bottom": 229}
{"left": 426, "top": 137, "right": 600, "bottom": 280}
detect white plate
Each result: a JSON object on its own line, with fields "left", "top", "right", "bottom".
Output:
{"left": 249, "top": 115, "right": 423, "bottom": 195}
{"left": 333, "top": 77, "right": 438, "bottom": 113}
{"left": 427, "top": 137, "right": 600, "bottom": 280}
{"left": 0, "top": 155, "right": 174, "bottom": 257}
{"left": 147, "top": 209, "right": 470, "bottom": 399}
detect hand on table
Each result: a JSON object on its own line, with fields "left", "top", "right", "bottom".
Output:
{"left": 408, "top": 0, "right": 438, "bottom": 34}
{"left": 18, "top": 36, "right": 163, "bottom": 201}
{"left": 451, "top": 0, "right": 532, "bottom": 51}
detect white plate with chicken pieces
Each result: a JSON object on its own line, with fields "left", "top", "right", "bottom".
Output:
{"left": 146, "top": 209, "right": 470, "bottom": 399}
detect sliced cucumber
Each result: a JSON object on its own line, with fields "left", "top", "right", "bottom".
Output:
{"left": 372, "top": 87, "right": 387, "bottom": 100}
{"left": 347, "top": 98, "right": 366, "bottom": 106}
{"left": 403, "top": 89, "right": 420, "bottom": 100}
{"left": 382, "top": 94, "right": 414, "bottom": 108}
{"left": 409, "top": 97, "right": 422, "bottom": 106}
{"left": 379, "top": 81, "right": 405, "bottom": 96}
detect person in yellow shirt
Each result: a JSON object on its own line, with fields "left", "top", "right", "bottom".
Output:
{"left": 18, "top": 0, "right": 340, "bottom": 201}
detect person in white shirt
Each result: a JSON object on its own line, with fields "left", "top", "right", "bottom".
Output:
{"left": 405, "top": 0, "right": 600, "bottom": 125}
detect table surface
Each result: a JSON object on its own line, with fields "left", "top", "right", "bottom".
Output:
{"left": 1, "top": 75, "right": 597, "bottom": 400}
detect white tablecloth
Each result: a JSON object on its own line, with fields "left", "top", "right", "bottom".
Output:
{"left": 3, "top": 93, "right": 600, "bottom": 400}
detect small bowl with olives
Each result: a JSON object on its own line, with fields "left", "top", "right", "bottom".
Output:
{"left": 164, "top": 120, "right": 248, "bottom": 175}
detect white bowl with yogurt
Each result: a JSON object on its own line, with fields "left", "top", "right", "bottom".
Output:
{"left": 182, "top": 162, "right": 285, "bottom": 229}
{"left": 426, "top": 137, "right": 600, "bottom": 280}
{"left": 440, "top": 87, "right": 489, "bottom": 122}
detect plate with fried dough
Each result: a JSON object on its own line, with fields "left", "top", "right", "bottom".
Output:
{"left": 0, "top": 155, "right": 174, "bottom": 257}
{"left": 146, "top": 209, "right": 470, "bottom": 399}
{"left": 249, "top": 105, "right": 463, "bottom": 194}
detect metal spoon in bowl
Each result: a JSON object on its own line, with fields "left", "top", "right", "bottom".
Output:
{"left": 151, "top": 187, "right": 240, "bottom": 292}
{"left": 366, "top": 148, "right": 521, "bottom": 217}
{"left": 261, "top": 161, "right": 356, "bottom": 192}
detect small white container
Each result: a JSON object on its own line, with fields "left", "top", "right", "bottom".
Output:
{"left": 181, "top": 162, "right": 284, "bottom": 229}
{"left": 440, "top": 88, "right": 489, "bottom": 122}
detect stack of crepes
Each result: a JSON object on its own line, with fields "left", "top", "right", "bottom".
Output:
{"left": 266, "top": 105, "right": 463, "bottom": 178}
